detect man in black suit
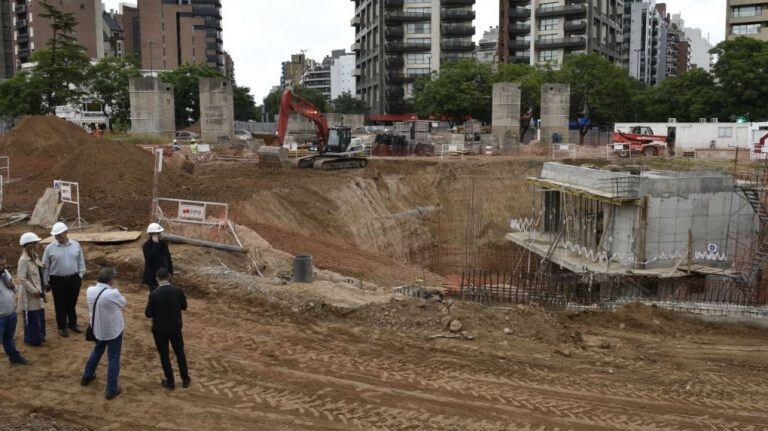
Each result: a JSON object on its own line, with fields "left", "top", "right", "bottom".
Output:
{"left": 145, "top": 268, "right": 190, "bottom": 390}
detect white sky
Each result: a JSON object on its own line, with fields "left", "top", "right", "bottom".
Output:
{"left": 103, "top": 0, "right": 726, "bottom": 104}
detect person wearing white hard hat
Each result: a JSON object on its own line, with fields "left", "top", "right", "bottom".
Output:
{"left": 142, "top": 223, "right": 174, "bottom": 293}
{"left": 42, "top": 222, "right": 86, "bottom": 338}
{"left": 18, "top": 233, "right": 46, "bottom": 346}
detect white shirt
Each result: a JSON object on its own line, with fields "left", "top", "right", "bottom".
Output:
{"left": 43, "top": 239, "right": 86, "bottom": 282}
{"left": 87, "top": 283, "right": 127, "bottom": 341}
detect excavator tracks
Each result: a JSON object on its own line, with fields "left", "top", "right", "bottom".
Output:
{"left": 298, "top": 156, "right": 369, "bottom": 170}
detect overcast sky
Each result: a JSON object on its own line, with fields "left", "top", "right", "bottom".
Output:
{"left": 103, "top": 1, "right": 726, "bottom": 103}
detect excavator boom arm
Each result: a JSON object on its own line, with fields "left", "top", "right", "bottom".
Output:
{"left": 276, "top": 89, "right": 330, "bottom": 152}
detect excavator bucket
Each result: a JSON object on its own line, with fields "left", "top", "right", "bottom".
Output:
{"left": 258, "top": 146, "right": 288, "bottom": 170}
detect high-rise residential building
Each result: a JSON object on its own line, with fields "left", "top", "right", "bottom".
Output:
{"left": 682, "top": 26, "right": 713, "bottom": 72}
{"left": 622, "top": 1, "right": 685, "bottom": 85}
{"left": 10, "top": 0, "right": 105, "bottom": 69}
{"left": 351, "top": 0, "right": 476, "bottom": 117}
{"left": 725, "top": 0, "right": 768, "bottom": 41}
{"left": 476, "top": 26, "right": 499, "bottom": 63}
{"left": 330, "top": 50, "right": 356, "bottom": 100}
{"left": 303, "top": 55, "right": 332, "bottom": 100}
{"left": 281, "top": 53, "right": 311, "bottom": 88}
{"left": 499, "top": 0, "right": 623, "bottom": 67}
{"left": 103, "top": 11, "right": 124, "bottom": 58}
{"left": 120, "top": 3, "right": 141, "bottom": 62}
{"left": 0, "top": 1, "right": 13, "bottom": 78}
{"left": 137, "top": 0, "right": 225, "bottom": 73}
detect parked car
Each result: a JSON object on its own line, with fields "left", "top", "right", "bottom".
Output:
{"left": 234, "top": 129, "right": 252, "bottom": 141}
{"left": 175, "top": 131, "right": 200, "bottom": 141}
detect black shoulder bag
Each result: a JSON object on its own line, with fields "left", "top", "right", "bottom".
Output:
{"left": 85, "top": 288, "right": 108, "bottom": 342}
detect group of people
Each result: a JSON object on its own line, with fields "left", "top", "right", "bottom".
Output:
{"left": 0, "top": 221, "right": 190, "bottom": 400}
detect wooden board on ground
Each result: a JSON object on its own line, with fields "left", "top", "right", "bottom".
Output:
{"left": 41, "top": 231, "right": 143, "bottom": 245}
{"left": 29, "top": 188, "right": 62, "bottom": 227}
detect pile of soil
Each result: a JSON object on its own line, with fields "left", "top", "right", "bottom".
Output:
{"left": 0, "top": 115, "right": 95, "bottom": 157}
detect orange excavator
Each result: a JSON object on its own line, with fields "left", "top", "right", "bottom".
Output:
{"left": 271, "top": 89, "right": 368, "bottom": 170}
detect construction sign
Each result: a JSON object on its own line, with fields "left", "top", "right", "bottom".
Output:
{"left": 178, "top": 202, "right": 206, "bottom": 221}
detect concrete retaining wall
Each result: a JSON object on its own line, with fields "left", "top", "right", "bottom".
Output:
{"left": 199, "top": 78, "right": 235, "bottom": 144}
{"left": 129, "top": 77, "right": 175, "bottom": 138}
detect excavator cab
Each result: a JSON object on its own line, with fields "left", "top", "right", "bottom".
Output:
{"left": 326, "top": 127, "right": 352, "bottom": 154}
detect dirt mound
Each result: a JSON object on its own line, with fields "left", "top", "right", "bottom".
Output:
{"left": 38, "top": 140, "right": 193, "bottom": 227}
{"left": 0, "top": 115, "right": 95, "bottom": 157}
{"left": 566, "top": 302, "right": 713, "bottom": 335}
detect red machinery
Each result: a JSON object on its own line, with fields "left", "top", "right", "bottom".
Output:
{"left": 612, "top": 126, "right": 674, "bottom": 157}
{"left": 270, "top": 89, "right": 367, "bottom": 170}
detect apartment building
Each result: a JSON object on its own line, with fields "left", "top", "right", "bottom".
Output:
{"left": 10, "top": 0, "right": 105, "bottom": 69}
{"left": 103, "top": 11, "right": 124, "bottom": 57}
{"left": 498, "top": 0, "right": 623, "bottom": 67}
{"left": 351, "top": 0, "right": 476, "bottom": 116}
{"left": 725, "top": 0, "right": 768, "bottom": 41}
{"left": 330, "top": 50, "right": 356, "bottom": 99}
{"left": 1, "top": 1, "right": 12, "bottom": 78}
{"left": 682, "top": 26, "right": 713, "bottom": 72}
{"left": 120, "top": 3, "right": 141, "bottom": 62}
{"left": 137, "top": 0, "right": 225, "bottom": 73}
{"left": 303, "top": 55, "right": 332, "bottom": 100}
{"left": 476, "top": 26, "right": 499, "bottom": 63}
{"left": 281, "top": 53, "right": 311, "bottom": 88}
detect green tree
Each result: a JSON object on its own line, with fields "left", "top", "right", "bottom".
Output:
{"left": 159, "top": 63, "right": 221, "bottom": 127}
{"left": 233, "top": 85, "right": 259, "bottom": 121}
{"left": 331, "top": 91, "right": 367, "bottom": 114}
{"left": 0, "top": 71, "right": 45, "bottom": 117}
{"left": 634, "top": 69, "right": 725, "bottom": 122}
{"left": 35, "top": 0, "right": 91, "bottom": 113}
{"left": 711, "top": 37, "right": 768, "bottom": 121}
{"left": 557, "top": 54, "right": 637, "bottom": 141}
{"left": 263, "top": 85, "right": 328, "bottom": 121}
{"left": 413, "top": 59, "right": 494, "bottom": 124}
{"left": 87, "top": 56, "right": 140, "bottom": 130}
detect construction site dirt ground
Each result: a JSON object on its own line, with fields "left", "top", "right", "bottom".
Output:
{"left": 2, "top": 118, "right": 768, "bottom": 430}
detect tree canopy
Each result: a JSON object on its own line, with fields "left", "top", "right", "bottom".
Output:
{"left": 413, "top": 60, "right": 494, "bottom": 123}
{"left": 88, "top": 56, "right": 140, "bottom": 130}
{"left": 159, "top": 63, "right": 222, "bottom": 127}
{"left": 263, "top": 85, "right": 328, "bottom": 121}
{"left": 331, "top": 91, "right": 367, "bottom": 114}
{"left": 710, "top": 37, "right": 768, "bottom": 121}
{"left": 233, "top": 85, "right": 260, "bottom": 121}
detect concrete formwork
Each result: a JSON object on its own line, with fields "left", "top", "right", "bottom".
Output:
{"left": 129, "top": 77, "right": 175, "bottom": 138}
{"left": 540, "top": 83, "right": 570, "bottom": 145}
{"left": 492, "top": 82, "right": 521, "bottom": 152}
{"left": 199, "top": 78, "right": 235, "bottom": 144}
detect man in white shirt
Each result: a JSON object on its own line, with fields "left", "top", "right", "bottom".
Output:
{"left": 80, "top": 267, "right": 126, "bottom": 400}
{"left": 42, "top": 222, "right": 86, "bottom": 338}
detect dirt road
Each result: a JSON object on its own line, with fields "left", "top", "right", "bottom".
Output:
{"left": 2, "top": 283, "right": 767, "bottom": 430}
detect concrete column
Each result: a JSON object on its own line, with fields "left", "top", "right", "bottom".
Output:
{"left": 540, "top": 83, "right": 570, "bottom": 145}
{"left": 199, "top": 78, "right": 235, "bottom": 144}
{"left": 129, "top": 77, "right": 175, "bottom": 139}
{"left": 492, "top": 82, "right": 521, "bottom": 152}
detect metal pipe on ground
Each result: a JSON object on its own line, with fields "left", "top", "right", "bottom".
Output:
{"left": 163, "top": 233, "right": 248, "bottom": 254}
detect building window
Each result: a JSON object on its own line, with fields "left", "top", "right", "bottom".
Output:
{"left": 732, "top": 24, "right": 761, "bottom": 35}
{"left": 406, "top": 67, "right": 430, "bottom": 78}
{"left": 539, "top": 18, "right": 558, "bottom": 31}
{"left": 733, "top": 6, "right": 762, "bottom": 17}
{"left": 538, "top": 50, "right": 556, "bottom": 62}
{"left": 406, "top": 22, "right": 431, "bottom": 34}
{"left": 718, "top": 127, "right": 733, "bottom": 138}
{"left": 404, "top": 0, "right": 428, "bottom": 3}
{"left": 539, "top": 2, "right": 558, "bottom": 10}
{"left": 538, "top": 34, "right": 556, "bottom": 42}
{"left": 406, "top": 7, "right": 430, "bottom": 14}
{"left": 406, "top": 53, "right": 431, "bottom": 64}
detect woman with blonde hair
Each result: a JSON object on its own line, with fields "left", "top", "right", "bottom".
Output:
{"left": 18, "top": 232, "right": 46, "bottom": 346}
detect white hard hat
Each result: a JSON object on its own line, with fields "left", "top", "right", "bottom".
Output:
{"left": 147, "top": 223, "right": 164, "bottom": 234}
{"left": 51, "top": 222, "right": 69, "bottom": 236}
{"left": 20, "top": 232, "right": 42, "bottom": 246}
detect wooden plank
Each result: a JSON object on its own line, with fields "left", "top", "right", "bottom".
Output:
{"left": 41, "top": 231, "right": 143, "bottom": 244}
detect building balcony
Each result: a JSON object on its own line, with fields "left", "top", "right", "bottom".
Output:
{"left": 441, "top": 0, "right": 475, "bottom": 6}
{"left": 441, "top": 40, "right": 476, "bottom": 52}
{"left": 536, "top": 4, "right": 587, "bottom": 18}
{"left": 386, "top": 85, "right": 405, "bottom": 98}
{"left": 18, "top": 48, "right": 30, "bottom": 58}
{"left": 16, "top": 34, "right": 29, "bottom": 44}
{"left": 509, "top": 24, "right": 531, "bottom": 34}
{"left": 508, "top": 56, "right": 531, "bottom": 64}
{"left": 387, "top": 72, "right": 420, "bottom": 83}
{"left": 441, "top": 53, "right": 473, "bottom": 63}
{"left": 351, "top": 17, "right": 361, "bottom": 27}
{"left": 386, "top": 40, "right": 431, "bottom": 52}
{"left": 535, "top": 36, "right": 586, "bottom": 49}
{"left": 351, "top": 42, "right": 362, "bottom": 51}
{"left": 508, "top": 7, "right": 531, "bottom": 18}
{"left": 353, "top": 68, "right": 362, "bottom": 77}
{"left": 441, "top": 24, "right": 475, "bottom": 36}
{"left": 14, "top": 3, "right": 26, "bottom": 14}
{"left": 385, "top": 11, "right": 431, "bottom": 22}
{"left": 384, "top": 0, "right": 404, "bottom": 7}
{"left": 564, "top": 21, "right": 587, "bottom": 32}
{"left": 508, "top": 39, "right": 531, "bottom": 50}
{"left": 385, "top": 26, "right": 404, "bottom": 39}
{"left": 15, "top": 20, "right": 27, "bottom": 29}
{"left": 441, "top": 9, "right": 476, "bottom": 21}
{"left": 385, "top": 55, "right": 404, "bottom": 68}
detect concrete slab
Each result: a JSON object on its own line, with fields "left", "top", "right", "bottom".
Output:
{"left": 28, "top": 188, "right": 62, "bottom": 227}
{"left": 40, "top": 231, "right": 142, "bottom": 244}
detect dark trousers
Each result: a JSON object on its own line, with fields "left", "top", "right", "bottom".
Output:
{"left": 83, "top": 333, "right": 122, "bottom": 396}
{"left": 50, "top": 274, "right": 81, "bottom": 330}
{"left": 0, "top": 312, "right": 23, "bottom": 363}
{"left": 23, "top": 309, "right": 46, "bottom": 346}
{"left": 152, "top": 329, "right": 189, "bottom": 384}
